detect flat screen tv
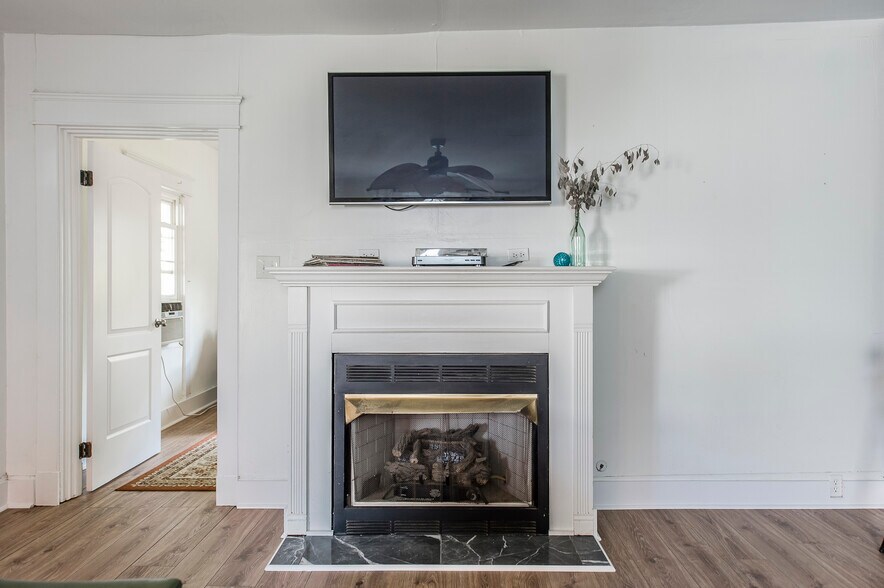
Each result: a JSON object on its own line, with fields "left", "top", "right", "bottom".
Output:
{"left": 328, "top": 72, "right": 551, "bottom": 205}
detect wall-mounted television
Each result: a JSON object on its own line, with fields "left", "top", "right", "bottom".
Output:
{"left": 328, "top": 71, "right": 551, "bottom": 205}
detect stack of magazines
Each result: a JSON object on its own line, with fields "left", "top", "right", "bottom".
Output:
{"left": 303, "top": 255, "right": 384, "bottom": 267}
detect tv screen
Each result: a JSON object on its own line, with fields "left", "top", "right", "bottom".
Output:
{"left": 328, "top": 72, "right": 551, "bottom": 205}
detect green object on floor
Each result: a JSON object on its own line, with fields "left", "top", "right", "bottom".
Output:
{"left": 0, "top": 580, "right": 182, "bottom": 588}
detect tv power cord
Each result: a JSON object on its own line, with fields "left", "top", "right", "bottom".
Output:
{"left": 161, "top": 342, "right": 214, "bottom": 418}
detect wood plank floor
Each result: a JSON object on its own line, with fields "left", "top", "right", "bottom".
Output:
{"left": 0, "top": 408, "right": 881, "bottom": 587}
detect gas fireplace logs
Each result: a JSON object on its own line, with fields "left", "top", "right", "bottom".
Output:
{"left": 385, "top": 425, "right": 494, "bottom": 498}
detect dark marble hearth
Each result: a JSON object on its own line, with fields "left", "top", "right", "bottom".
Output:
{"left": 268, "top": 534, "right": 612, "bottom": 569}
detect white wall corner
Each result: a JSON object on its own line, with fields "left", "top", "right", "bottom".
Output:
{"left": 0, "top": 477, "right": 8, "bottom": 512}
{"left": 285, "top": 514, "right": 308, "bottom": 536}
{"left": 35, "top": 471, "right": 60, "bottom": 506}
{"left": 161, "top": 386, "right": 218, "bottom": 430}
{"left": 234, "top": 478, "right": 288, "bottom": 509}
{"left": 215, "top": 474, "right": 237, "bottom": 506}
{"left": 573, "top": 512, "right": 599, "bottom": 537}
{"left": 7, "top": 475, "right": 35, "bottom": 509}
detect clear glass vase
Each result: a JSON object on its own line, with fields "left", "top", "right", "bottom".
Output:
{"left": 569, "top": 209, "right": 586, "bottom": 267}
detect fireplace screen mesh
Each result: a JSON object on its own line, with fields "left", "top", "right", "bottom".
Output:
{"left": 349, "top": 412, "right": 533, "bottom": 506}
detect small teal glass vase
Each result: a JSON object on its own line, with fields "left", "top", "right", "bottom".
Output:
{"left": 569, "top": 209, "right": 586, "bottom": 267}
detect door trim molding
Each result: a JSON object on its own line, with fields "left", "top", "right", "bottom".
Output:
{"left": 33, "top": 92, "right": 241, "bottom": 505}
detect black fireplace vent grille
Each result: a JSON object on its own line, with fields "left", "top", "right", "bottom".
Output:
{"left": 345, "top": 363, "right": 537, "bottom": 384}
{"left": 345, "top": 364, "right": 393, "bottom": 383}
{"left": 344, "top": 519, "right": 538, "bottom": 535}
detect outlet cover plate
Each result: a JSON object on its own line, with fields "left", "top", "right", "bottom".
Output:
{"left": 257, "top": 256, "right": 280, "bottom": 279}
{"left": 507, "top": 248, "right": 530, "bottom": 263}
{"left": 829, "top": 474, "right": 843, "bottom": 498}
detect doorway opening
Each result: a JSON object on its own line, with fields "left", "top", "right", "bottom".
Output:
{"left": 80, "top": 138, "right": 219, "bottom": 492}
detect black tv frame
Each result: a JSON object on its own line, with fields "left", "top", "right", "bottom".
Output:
{"left": 328, "top": 71, "right": 552, "bottom": 205}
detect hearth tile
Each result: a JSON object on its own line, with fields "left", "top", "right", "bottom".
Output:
{"left": 571, "top": 535, "right": 609, "bottom": 565}
{"left": 300, "top": 535, "right": 441, "bottom": 565}
{"left": 440, "top": 534, "right": 582, "bottom": 566}
{"left": 439, "top": 535, "right": 490, "bottom": 565}
{"left": 269, "top": 537, "right": 305, "bottom": 566}
{"left": 269, "top": 534, "right": 612, "bottom": 570}
{"left": 299, "top": 536, "right": 367, "bottom": 565}
{"left": 336, "top": 534, "right": 441, "bottom": 565}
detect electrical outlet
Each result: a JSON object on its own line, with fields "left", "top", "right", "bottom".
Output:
{"left": 358, "top": 249, "right": 380, "bottom": 258}
{"left": 507, "top": 248, "right": 530, "bottom": 263}
{"left": 256, "top": 256, "right": 280, "bottom": 279}
{"left": 829, "top": 474, "right": 843, "bottom": 498}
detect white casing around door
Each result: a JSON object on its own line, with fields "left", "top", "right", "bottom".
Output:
{"left": 86, "top": 141, "right": 164, "bottom": 490}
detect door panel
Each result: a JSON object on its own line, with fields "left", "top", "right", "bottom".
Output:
{"left": 109, "top": 179, "right": 152, "bottom": 331}
{"left": 107, "top": 349, "right": 152, "bottom": 436}
{"left": 87, "top": 141, "right": 164, "bottom": 490}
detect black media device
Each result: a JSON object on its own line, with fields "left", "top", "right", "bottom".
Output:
{"left": 328, "top": 71, "right": 551, "bottom": 205}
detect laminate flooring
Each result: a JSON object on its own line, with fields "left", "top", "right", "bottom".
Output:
{"left": 1, "top": 408, "right": 881, "bottom": 587}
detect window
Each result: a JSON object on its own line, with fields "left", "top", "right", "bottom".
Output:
{"left": 160, "top": 196, "right": 183, "bottom": 300}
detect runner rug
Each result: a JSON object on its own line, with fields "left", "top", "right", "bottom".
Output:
{"left": 117, "top": 434, "right": 216, "bottom": 491}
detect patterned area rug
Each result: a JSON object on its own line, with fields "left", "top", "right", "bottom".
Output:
{"left": 117, "top": 434, "right": 216, "bottom": 491}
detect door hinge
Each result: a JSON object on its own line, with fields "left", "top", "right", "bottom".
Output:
{"left": 79, "top": 441, "right": 93, "bottom": 459}
{"left": 80, "top": 170, "right": 93, "bottom": 187}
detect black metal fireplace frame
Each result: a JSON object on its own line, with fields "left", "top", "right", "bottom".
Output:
{"left": 332, "top": 353, "right": 549, "bottom": 535}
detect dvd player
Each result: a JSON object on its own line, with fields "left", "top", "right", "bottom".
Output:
{"left": 412, "top": 248, "right": 487, "bottom": 267}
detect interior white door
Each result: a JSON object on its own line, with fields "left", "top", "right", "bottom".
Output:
{"left": 86, "top": 141, "right": 165, "bottom": 490}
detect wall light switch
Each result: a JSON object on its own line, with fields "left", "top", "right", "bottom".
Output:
{"left": 257, "top": 256, "right": 280, "bottom": 279}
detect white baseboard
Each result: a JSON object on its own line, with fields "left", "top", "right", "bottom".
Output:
{"left": 573, "top": 512, "right": 598, "bottom": 536}
{"left": 0, "top": 477, "right": 7, "bottom": 512}
{"left": 161, "top": 386, "right": 217, "bottom": 430}
{"left": 35, "top": 471, "right": 60, "bottom": 506}
{"left": 216, "top": 474, "right": 237, "bottom": 506}
{"left": 216, "top": 474, "right": 287, "bottom": 509}
{"left": 235, "top": 478, "right": 288, "bottom": 509}
{"left": 595, "top": 474, "right": 884, "bottom": 509}
{"left": 285, "top": 514, "right": 307, "bottom": 535}
{"left": 7, "top": 475, "right": 35, "bottom": 509}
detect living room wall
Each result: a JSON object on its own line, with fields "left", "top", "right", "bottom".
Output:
{"left": 3, "top": 20, "right": 883, "bottom": 508}
{"left": 0, "top": 33, "right": 7, "bottom": 511}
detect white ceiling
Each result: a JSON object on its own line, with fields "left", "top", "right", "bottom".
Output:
{"left": 1, "top": 0, "right": 883, "bottom": 36}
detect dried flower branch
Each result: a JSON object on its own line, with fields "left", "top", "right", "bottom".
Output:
{"left": 557, "top": 144, "right": 660, "bottom": 211}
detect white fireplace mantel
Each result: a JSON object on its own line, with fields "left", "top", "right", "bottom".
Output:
{"left": 269, "top": 265, "right": 614, "bottom": 537}
{"left": 267, "top": 266, "right": 615, "bottom": 287}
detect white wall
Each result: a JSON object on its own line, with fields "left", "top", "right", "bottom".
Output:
{"left": 3, "top": 20, "right": 884, "bottom": 508}
{"left": 3, "top": 33, "right": 34, "bottom": 508}
{"left": 0, "top": 34, "right": 7, "bottom": 512}
{"left": 91, "top": 139, "right": 219, "bottom": 428}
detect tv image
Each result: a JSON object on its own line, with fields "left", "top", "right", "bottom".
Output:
{"left": 328, "top": 72, "right": 551, "bottom": 204}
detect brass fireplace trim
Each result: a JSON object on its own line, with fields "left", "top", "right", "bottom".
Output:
{"left": 344, "top": 393, "right": 539, "bottom": 425}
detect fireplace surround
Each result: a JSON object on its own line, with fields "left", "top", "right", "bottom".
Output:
{"left": 333, "top": 353, "right": 549, "bottom": 534}
{"left": 268, "top": 266, "right": 614, "bottom": 537}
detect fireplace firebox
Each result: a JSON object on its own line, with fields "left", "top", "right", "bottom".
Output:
{"left": 333, "top": 353, "right": 549, "bottom": 534}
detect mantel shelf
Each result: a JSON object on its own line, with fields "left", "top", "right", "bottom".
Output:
{"left": 267, "top": 266, "right": 615, "bottom": 287}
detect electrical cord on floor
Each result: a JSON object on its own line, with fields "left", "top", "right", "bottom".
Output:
{"left": 161, "top": 344, "right": 213, "bottom": 418}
